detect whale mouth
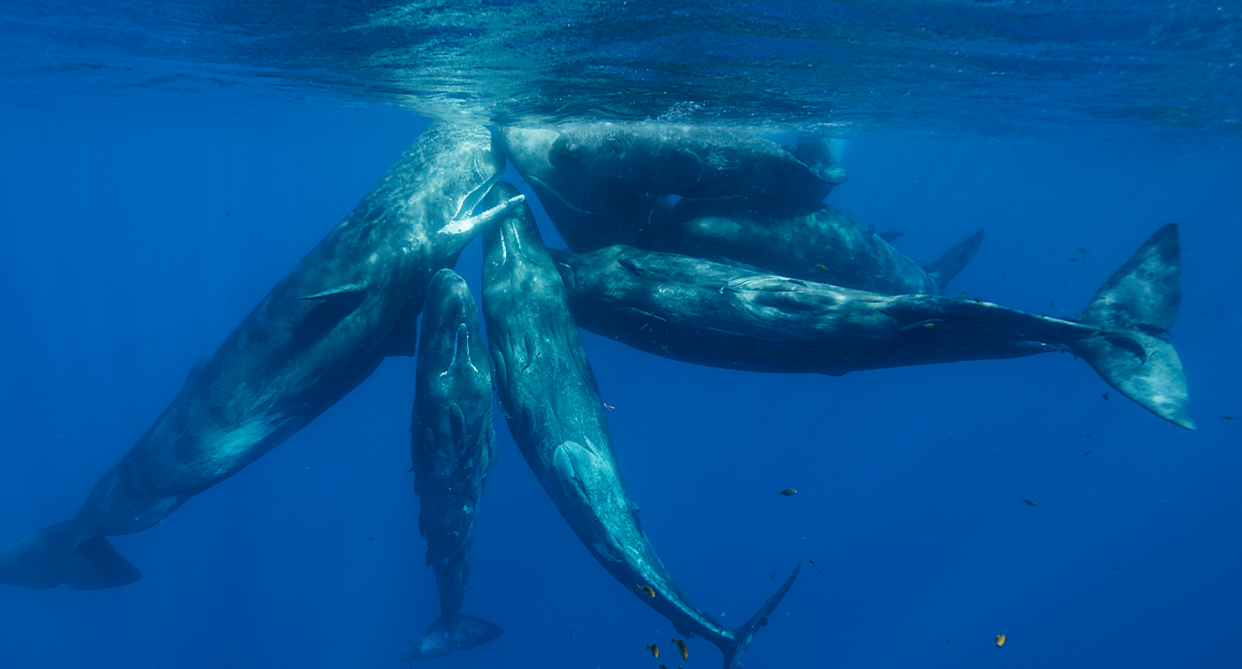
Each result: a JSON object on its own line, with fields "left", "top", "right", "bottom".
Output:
{"left": 453, "top": 174, "right": 501, "bottom": 222}
{"left": 440, "top": 322, "right": 480, "bottom": 378}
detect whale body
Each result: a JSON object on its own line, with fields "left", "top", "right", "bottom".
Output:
{"left": 0, "top": 123, "right": 522, "bottom": 590}
{"left": 552, "top": 225, "right": 1194, "bottom": 430}
{"left": 403, "top": 268, "right": 503, "bottom": 662}
{"left": 497, "top": 124, "right": 980, "bottom": 295}
{"left": 480, "top": 181, "right": 800, "bottom": 669}
{"left": 652, "top": 197, "right": 985, "bottom": 295}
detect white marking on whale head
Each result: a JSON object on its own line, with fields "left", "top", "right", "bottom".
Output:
{"left": 439, "top": 323, "right": 479, "bottom": 378}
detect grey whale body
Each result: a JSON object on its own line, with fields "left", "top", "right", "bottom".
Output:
{"left": 481, "top": 181, "right": 799, "bottom": 669}
{"left": 553, "top": 224, "right": 1193, "bottom": 429}
{"left": 405, "top": 269, "right": 503, "bottom": 661}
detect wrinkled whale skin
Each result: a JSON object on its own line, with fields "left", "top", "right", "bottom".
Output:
{"left": 496, "top": 124, "right": 845, "bottom": 252}
{"left": 554, "top": 225, "right": 1193, "bottom": 429}
{"left": 654, "top": 197, "right": 985, "bottom": 295}
{"left": 403, "top": 268, "right": 503, "bottom": 662}
{"left": 481, "top": 181, "right": 799, "bottom": 669}
{"left": 0, "top": 123, "right": 521, "bottom": 590}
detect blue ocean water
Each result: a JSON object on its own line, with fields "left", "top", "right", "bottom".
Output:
{"left": 1, "top": 2, "right": 1240, "bottom": 668}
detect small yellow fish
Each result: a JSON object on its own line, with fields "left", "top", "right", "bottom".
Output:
{"left": 671, "top": 637, "right": 689, "bottom": 660}
{"left": 996, "top": 634, "right": 1006, "bottom": 647}
{"left": 961, "top": 292, "right": 967, "bottom": 298}
{"left": 636, "top": 584, "right": 656, "bottom": 598}
{"left": 646, "top": 643, "right": 659, "bottom": 658}
{"left": 815, "top": 263, "right": 828, "bottom": 271}
{"left": 779, "top": 488, "right": 798, "bottom": 497}
{"left": 922, "top": 322, "right": 935, "bottom": 328}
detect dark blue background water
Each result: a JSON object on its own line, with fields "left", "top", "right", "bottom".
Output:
{"left": 2, "top": 3, "right": 1242, "bottom": 667}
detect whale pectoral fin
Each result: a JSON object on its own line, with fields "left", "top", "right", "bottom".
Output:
{"left": 288, "top": 283, "right": 369, "bottom": 354}
{"left": 1073, "top": 224, "right": 1193, "bottom": 429}
{"left": 299, "top": 281, "right": 369, "bottom": 301}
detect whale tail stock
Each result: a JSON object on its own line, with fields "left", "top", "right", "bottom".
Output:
{"left": 1070, "top": 223, "right": 1194, "bottom": 429}
{"left": 709, "top": 561, "right": 802, "bottom": 669}
{"left": 921, "top": 227, "right": 986, "bottom": 293}
{"left": 401, "top": 612, "right": 503, "bottom": 662}
{"left": 0, "top": 519, "right": 141, "bottom": 590}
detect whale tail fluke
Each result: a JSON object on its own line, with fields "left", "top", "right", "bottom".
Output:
{"left": 922, "top": 228, "right": 986, "bottom": 293}
{"left": 714, "top": 562, "right": 802, "bottom": 669}
{"left": 0, "top": 520, "right": 141, "bottom": 590}
{"left": 401, "top": 613, "right": 503, "bottom": 662}
{"left": 1071, "top": 223, "right": 1194, "bottom": 429}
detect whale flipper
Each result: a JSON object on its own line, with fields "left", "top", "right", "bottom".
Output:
{"left": 401, "top": 613, "right": 503, "bottom": 662}
{"left": 921, "top": 228, "right": 986, "bottom": 293}
{"left": 0, "top": 520, "right": 140, "bottom": 590}
{"left": 1072, "top": 223, "right": 1194, "bottom": 429}
{"left": 715, "top": 562, "right": 801, "bottom": 669}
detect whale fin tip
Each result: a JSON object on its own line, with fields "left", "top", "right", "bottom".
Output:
{"left": 67, "top": 536, "right": 142, "bottom": 590}
{"left": 922, "top": 228, "right": 986, "bottom": 294}
{"left": 718, "top": 561, "right": 802, "bottom": 669}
